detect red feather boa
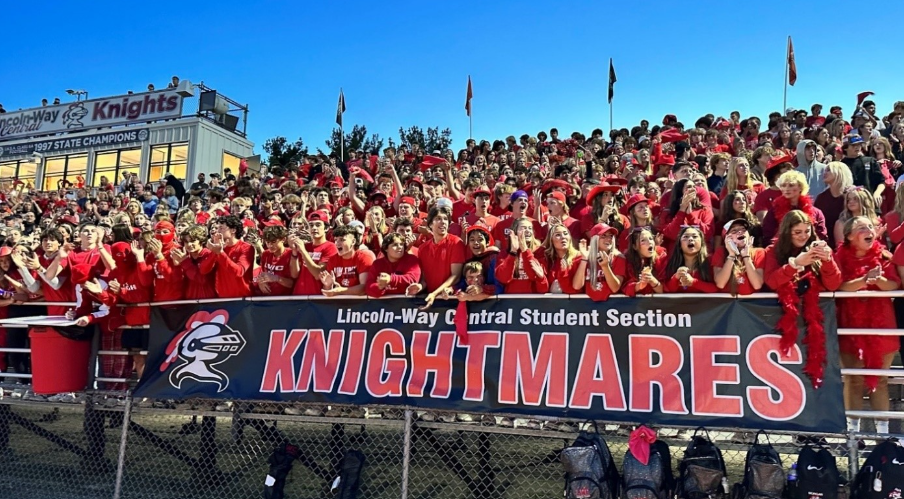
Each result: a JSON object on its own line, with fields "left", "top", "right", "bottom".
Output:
{"left": 774, "top": 265, "right": 826, "bottom": 389}
{"left": 772, "top": 194, "right": 815, "bottom": 226}
{"left": 835, "top": 242, "right": 887, "bottom": 390}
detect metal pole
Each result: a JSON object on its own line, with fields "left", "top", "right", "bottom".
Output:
{"left": 609, "top": 101, "right": 613, "bottom": 134}
{"left": 340, "top": 127, "right": 345, "bottom": 163}
{"left": 401, "top": 409, "right": 413, "bottom": 499}
{"left": 848, "top": 430, "right": 860, "bottom": 477}
{"left": 112, "top": 394, "right": 134, "bottom": 499}
{"left": 783, "top": 36, "right": 789, "bottom": 113}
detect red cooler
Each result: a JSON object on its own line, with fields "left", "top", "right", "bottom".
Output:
{"left": 29, "top": 327, "right": 91, "bottom": 394}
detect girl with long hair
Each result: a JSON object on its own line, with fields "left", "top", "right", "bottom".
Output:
{"left": 663, "top": 226, "right": 717, "bottom": 293}
{"left": 833, "top": 187, "right": 881, "bottom": 248}
{"left": 871, "top": 137, "right": 901, "bottom": 213}
{"left": 494, "top": 217, "right": 547, "bottom": 293}
{"left": 836, "top": 216, "right": 900, "bottom": 434}
{"left": 622, "top": 227, "right": 666, "bottom": 296}
{"left": 575, "top": 224, "right": 625, "bottom": 301}
{"left": 581, "top": 183, "right": 627, "bottom": 239}
{"left": 717, "top": 190, "right": 762, "bottom": 249}
{"left": 763, "top": 210, "right": 841, "bottom": 387}
{"left": 713, "top": 219, "right": 765, "bottom": 294}
{"left": 721, "top": 157, "right": 765, "bottom": 201}
{"left": 618, "top": 194, "right": 655, "bottom": 251}
{"left": 814, "top": 162, "right": 854, "bottom": 248}
{"left": 538, "top": 224, "right": 584, "bottom": 294}
{"left": 885, "top": 182, "right": 904, "bottom": 252}
{"left": 659, "top": 179, "right": 714, "bottom": 251}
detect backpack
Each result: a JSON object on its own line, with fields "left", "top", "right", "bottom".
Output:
{"left": 623, "top": 436, "right": 675, "bottom": 499}
{"left": 263, "top": 442, "right": 300, "bottom": 499}
{"left": 561, "top": 421, "right": 620, "bottom": 499}
{"left": 333, "top": 449, "right": 366, "bottom": 499}
{"left": 852, "top": 438, "right": 904, "bottom": 499}
{"left": 732, "top": 431, "right": 786, "bottom": 499}
{"left": 789, "top": 444, "right": 842, "bottom": 499}
{"left": 678, "top": 427, "right": 729, "bottom": 499}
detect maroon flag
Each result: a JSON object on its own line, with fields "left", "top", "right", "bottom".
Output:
{"left": 465, "top": 76, "right": 473, "bottom": 117}
{"left": 787, "top": 37, "right": 797, "bottom": 86}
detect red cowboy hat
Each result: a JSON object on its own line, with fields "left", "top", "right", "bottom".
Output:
{"left": 620, "top": 193, "right": 649, "bottom": 216}
{"left": 540, "top": 179, "right": 571, "bottom": 195}
{"left": 585, "top": 183, "right": 621, "bottom": 205}
{"left": 767, "top": 152, "right": 796, "bottom": 172}
{"left": 653, "top": 155, "right": 676, "bottom": 167}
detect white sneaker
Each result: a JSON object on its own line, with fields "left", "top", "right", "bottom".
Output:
{"left": 283, "top": 406, "right": 302, "bottom": 416}
{"left": 23, "top": 391, "right": 46, "bottom": 401}
{"left": 11, "top": 388, "right": 26, "bottom": 398}
{"left": 302, "top": 407, "right": 323, "bottom": 416}
{"left": 214, "top": 401, "right": 233, "bottom": 412}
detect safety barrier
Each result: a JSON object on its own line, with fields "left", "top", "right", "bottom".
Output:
{"left": 0, "top": 292, "right": 902, "bottom": 498}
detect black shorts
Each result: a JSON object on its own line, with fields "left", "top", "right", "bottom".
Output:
{"left": 121, "top": 329, "right": 149, "bottom": 351}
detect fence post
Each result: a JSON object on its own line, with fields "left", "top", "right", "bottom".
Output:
{"left": 848, "top": 431, "right": 860, "bottom": 477}
{"left": 112, "top": 393, "right": 133, "bottom": 499}
{"left": 401, "top": 409, "right": 413, "bottom": 499}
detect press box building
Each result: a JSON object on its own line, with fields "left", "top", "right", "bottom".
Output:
{"left": 0, "top": 81, "right": 253, "bottom": 191}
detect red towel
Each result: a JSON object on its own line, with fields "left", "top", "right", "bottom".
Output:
{"left": 454, "top": 301, "right": 469, "bottom": 345}
{"left": 628, "top": 426, "right": 657, "bottom": 465}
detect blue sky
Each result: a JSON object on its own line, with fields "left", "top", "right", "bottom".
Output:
{"left": 2, "top": 0, "right": 901, "bottom": 155}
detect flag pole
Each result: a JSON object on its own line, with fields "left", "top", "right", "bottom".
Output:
{"left": 339, "top": 88, "right": 345, "bottom": 163}
{"left": 609, "top": 100, "right": 613, "bottom": 133}
{"left": 783, "top": 37, "right": 789, "bottom": 113}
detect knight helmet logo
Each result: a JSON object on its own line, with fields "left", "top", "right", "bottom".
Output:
{"left": 160, "top": 310, "right": 246, "bottom": 392}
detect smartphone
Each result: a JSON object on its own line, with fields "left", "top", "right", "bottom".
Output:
{"left": 727, "top": 239, "right": 739, "bottom": 254}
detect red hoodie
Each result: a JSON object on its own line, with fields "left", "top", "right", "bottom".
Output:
{"left": 179, "top": 249, "right": 218, "bottom": 299}
{"left": 495, "top": 250, "right": 549, "bottom": 294}
{"left": 365, "top": 254, "right": 422, "bottom": 297}
{"left": 199, "top": 240, "right": 254, "bottom": 298}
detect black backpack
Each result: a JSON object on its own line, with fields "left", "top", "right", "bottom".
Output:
{"left": 334, "top": 449, "right": 366, "bottom": 499}
{"left": 852, "top": 438, "right": 904, "bottom": 499}
{"left": 789, "top": 444, "right": 842, "bottom": 499}
{"left": 678, "top": 427, "right": 729, "bottom": 499}
{"left": 623, "top": 434, "right": 675, "bottom": 499}
{"left": 561, "top": 421, "right": 620, "bottom": 499}
{"left": 263, "top": 442, "right": 301, "bottom": 499}
{"left": 732, "top": 431, "right": 786, "bottom": 499}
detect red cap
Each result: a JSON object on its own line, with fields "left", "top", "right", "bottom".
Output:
{"left": 0, "top": 247, "right": 12, "bottom": 258}
{"left": 262, "top": 218, "right": 285, "bottom": 227}
{"left": 547, "top": 191, "right": 566, "bottom": 203}
{"left": 242, "top": 219, "right": 257, "bottom": 229}
{"left": 307, "top": 210, "right": 330, "bottom": 223}
{"left": 654, "top": 155, "right": 676, "bottom": 167}
{"left": 588, "top": 224, "right": 618, "bottom": 238}
{"left": 473, "top": 187, "right": 492, "bottom": 198}
{"left": 399, "top": 196, "right": 417, "bottom": 206}
{"left": 767, "top": 152, "right": 796, "bottom": 171}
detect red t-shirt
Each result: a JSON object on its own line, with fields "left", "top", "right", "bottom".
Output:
{"left": 259, "top": 248, "right": 294, "bottom": 296}
{"left": 293, "top": 241, "right": 338, "bottom": 295}
{"left": 585, "top": 254, "right": 626, "bottom": 301}
{"left": 199, "top": 241, "right": 254, "bottom": 298}
{"left": 326, "top": 250, "right": 376, "bottom": 290}
{"left": 751, "top": 187, "right": 780, "bottom": 215}
{"left": 711, "top": 247, "right": 766, "bottom": 295}
{"left": 418, "top": 234, "right": 466, "bottom": 292}
{"left": 38, "top": 251, "right": 75, "bottom": 315}
{"left": 491, "top": 216, "right": 542, "bottom": 253}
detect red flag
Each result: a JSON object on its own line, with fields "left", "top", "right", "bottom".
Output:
{"left": 857, "top": 91, "right": 875, "bottom": 107}
{"left": 787, "top": 37, "right": 797, "bottom": 86}
{"left": 465, "top": 76, "right": 473, "bottom": 117}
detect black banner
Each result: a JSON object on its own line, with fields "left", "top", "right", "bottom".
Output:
{"left": 134, "top": 297, "right": 845, "bottom": 432}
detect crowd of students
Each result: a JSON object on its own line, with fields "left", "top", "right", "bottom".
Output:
{"left": 1, "top": 101, "right": 904, "bottom": 429}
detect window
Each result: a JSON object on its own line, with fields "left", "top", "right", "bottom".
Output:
{"left": 0, "top": 159, "right": 37, "bottom": 188}
{"left": 42, "top": 153, "right": 87, "bottom": 191}
{"left": 222, "top": 152, "right": 241, "bottom": 177}
{"left": 148, "top": 142, "right": 188, "bottom": 182}
{"left": 93, "top": 148, "right": 141, "bottom": 187}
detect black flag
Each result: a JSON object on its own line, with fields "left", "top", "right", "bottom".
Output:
{"left": 608, "top": 59, "right": 617, "bottom": 104}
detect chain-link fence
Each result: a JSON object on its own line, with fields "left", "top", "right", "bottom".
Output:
{"left": 0, "top": 394, "right": 864, "bottom": 499}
